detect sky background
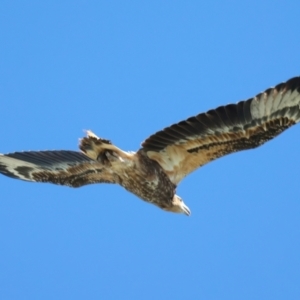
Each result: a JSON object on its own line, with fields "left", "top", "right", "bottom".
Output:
{"left": 1, "top": 1, "right": 300, "bottom": 299}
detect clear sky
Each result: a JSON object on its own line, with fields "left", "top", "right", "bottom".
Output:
{"left": 1, "top": 1, "right": 300, "bottom": 299}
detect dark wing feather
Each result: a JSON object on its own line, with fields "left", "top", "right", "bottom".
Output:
{"left": 141, "top": 76, "right": 300, "bottom": 184}
{"left": 0, "top": 150, "right": 117, "bottom": 187}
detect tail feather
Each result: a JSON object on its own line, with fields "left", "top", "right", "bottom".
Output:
{"left": 79, "top": 130, "right": 132, "bottom": 162}
{"left": 79, "top": 130, "right": 112, "bottom": 160}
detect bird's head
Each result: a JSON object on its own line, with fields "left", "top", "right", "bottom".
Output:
{"left": 166, "top": 195, "right": 191, "bottom": 216}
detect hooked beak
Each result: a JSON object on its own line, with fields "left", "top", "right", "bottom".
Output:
{"left": 182, "top": 203, "right": 191, "bottom": 216}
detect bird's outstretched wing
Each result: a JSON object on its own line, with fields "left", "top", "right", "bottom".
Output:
{"left": 0, "top": 150, "right": 117, "bottom": 187}
{"left": 142, "top": 77, "right": 300, "bottom": 184}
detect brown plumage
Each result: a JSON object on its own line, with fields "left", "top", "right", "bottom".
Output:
{"left": 1, "top": 76, "right": 300, "bottom": 215}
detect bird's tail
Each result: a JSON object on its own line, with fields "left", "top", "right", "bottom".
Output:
{"left": 79, "top": 130, "right": 132, "bottom": 162}
{"left": 79, "top": 130, "right": 112, "bottom": 160}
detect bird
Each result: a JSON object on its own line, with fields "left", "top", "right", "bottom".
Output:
{"left": 1, "top": 76, "right": 300, "bottom": 216}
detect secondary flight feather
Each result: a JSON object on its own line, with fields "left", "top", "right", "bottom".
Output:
{"left": 1, "top": 76, "right": 300, "bottom": 215}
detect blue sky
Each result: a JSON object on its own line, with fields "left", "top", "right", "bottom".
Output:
{"left": 1, "top": 1, "right": 300, "bottom": 299}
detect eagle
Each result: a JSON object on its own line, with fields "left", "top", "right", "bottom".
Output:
{"left": 1, "top": 76, "right": 300, "bottom": 216}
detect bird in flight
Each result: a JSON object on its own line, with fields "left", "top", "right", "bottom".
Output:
{"left": 1, "top": 77, "right": 300, "bottom": 216}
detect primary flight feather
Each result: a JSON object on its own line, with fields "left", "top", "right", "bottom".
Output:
{"left": 1, "top": 76, "right": 300, "bottom": 215}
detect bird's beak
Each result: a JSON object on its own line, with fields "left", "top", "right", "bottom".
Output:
{"left": 182, "top": 203, "right": 191, "bottom": 216}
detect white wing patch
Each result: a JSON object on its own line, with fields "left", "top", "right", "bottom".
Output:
{"left": 0, "top": 154, "right": 37, "bottom": 181}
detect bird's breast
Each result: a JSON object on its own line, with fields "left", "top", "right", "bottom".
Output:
{"left": 117, "top": 150, "right": 176, "bottom": 206}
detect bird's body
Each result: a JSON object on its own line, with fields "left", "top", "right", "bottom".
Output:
{"left": 1, "top": 76, "right": 300, "bottom": 215}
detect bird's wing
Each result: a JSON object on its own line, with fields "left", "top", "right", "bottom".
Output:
{"left": 141, "top": 76, "right": 300, "bottom": 185}
{"left": 0, "top": 150, "right": 117, "bottom": 187}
